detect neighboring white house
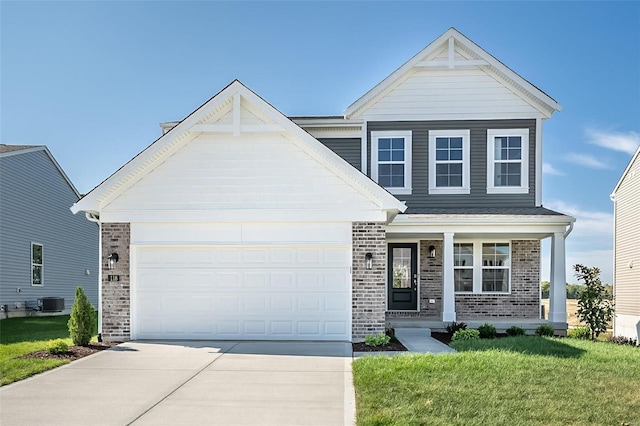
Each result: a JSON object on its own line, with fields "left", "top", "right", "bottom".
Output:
{"left": 71, "top": 28, "right": 574, "bottom": 342}
{"left": 611, "top": 145, "right": 640, "bottom": 342}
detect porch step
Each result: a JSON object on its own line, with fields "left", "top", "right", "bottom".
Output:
{"left": 387, "top": 318, "right": 441, "bottom": 332}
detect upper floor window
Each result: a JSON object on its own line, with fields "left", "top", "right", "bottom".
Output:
{"left": 429, "top": 130, "right": 470, "bottom": 194}
{"left": 31, "top": 242, "right": 43, "bottom": 286}
{"left": 371, "top": 131, "right": 412, "bottom": 195}
{"left": 454, "top": 241, "right": 511, "bottom": 294}
{"left": 487, "top": 129, "right": 529, "bottom": 194}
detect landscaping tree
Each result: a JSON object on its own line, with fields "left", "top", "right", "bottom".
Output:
{"left": 68, "top": 286, "right": 96, "bottom": 346}
{"left": 574, "top": 264, "right": 614, "bottom": 340}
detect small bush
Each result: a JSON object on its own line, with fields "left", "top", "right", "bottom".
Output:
{"left": 535, "top": 324, "right": 554, "bottom": 337}
{"left": 506, "top": 326, "right": 525, "bottom": 337}
{"left": 365, "top": 333, "right": 391, "bottom": 347}
{"left": 568, "top": 326, "right": 591, "bottom": 340}
{"left": 47, "top": 339, "right": 69, "bottom": 355}
{"left": 385, "top": 328, "right": 396, "bottom": 339}
{"left": 478, "top": 323, "right": 497, "bottom": 339}
{"left": 68, "top": 286, "right": 96, "bottom": 346}
{"left": 451, "top": 329, "right": 480, "bottom": 341}
{"left": 608, "top": 335, "right": 639, "bottom": 347}
{"left": 446, "top": 321, "right": 467, "bottom": 335}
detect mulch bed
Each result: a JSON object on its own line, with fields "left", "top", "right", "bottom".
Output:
{"left": 352, "top": 339, "right": 408, "bottom": 352}
{"left": 431, "top": 332, "right": 452, "bottom": 345}
{"left": 21, "top": 342, "right": 119, "bottom": 361}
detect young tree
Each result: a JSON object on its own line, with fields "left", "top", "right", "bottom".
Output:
{"left": 574, "top": 264, "right": 614, "bottom": 340}
{"left": 68, "top": 287, "right": 96, "bottom": 346}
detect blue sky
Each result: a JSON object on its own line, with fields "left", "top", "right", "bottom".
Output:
{"left": 2, "top": 1, "right": 639, "bottom": 284}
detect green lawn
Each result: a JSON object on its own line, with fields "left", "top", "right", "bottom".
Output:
{"left": 0, "top": 315, "right": 94, "bottom": 386}
{"left": 353, "top": 337, "right": 640, "bottom": 425}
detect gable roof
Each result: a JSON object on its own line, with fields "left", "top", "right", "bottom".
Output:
{"left": 71, "top": 80, "right": 406, "bottom": 216}
{"left": 0, "top": 145, "right": 81, "bottom": 198}
{"left": 344, "top": 27, "right": 561, "bottom": 119}
{"left": 611, "top": 145, "right": 640, "bottom": 197}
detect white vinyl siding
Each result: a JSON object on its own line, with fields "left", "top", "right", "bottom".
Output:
{"left": 429, "top": 130, "right": 470, "bottom": 194}
{"left": 487, "top": 129, "right": 529, "bottom": 194}
{"left": 371, "top": 131, "right": 412, "bottom": 195}
{"left": 355, "top": 68, "right": 543, "bottom": 121}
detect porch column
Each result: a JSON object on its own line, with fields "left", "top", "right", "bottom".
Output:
{"left": 549, "top": 232, "right": 567, "bottom": 323}
{"left": 442, "top": 232, "right": 456, "bottom": 322}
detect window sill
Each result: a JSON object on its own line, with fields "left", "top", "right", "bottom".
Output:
{"left": 486, "top": 187, "right": 529, "bottom": 194}
{"left": 455, "top": 292, "right": 512, "bottom": 295}
{"left": 429, "top": 187, "right": 470, "bottom": 195}
{"left": 386, "top": 187, "right": 412, "bottom": 195}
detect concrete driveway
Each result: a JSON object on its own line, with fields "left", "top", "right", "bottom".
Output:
{"left": 0, "top": 341, "right": 355, "bottom": 426}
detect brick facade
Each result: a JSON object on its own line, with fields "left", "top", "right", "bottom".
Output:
{"left": 455, "top": 240, "right": 541, "bottom": 318}
{"left": 101, "top": 223, "right": 131, "bottom": 341}
{"left": 352, "top": 222, "right": 386, "bottom": 340}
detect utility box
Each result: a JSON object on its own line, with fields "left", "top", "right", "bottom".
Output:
{"left": 40, "top": 297, "right": 64, "bottom": 313}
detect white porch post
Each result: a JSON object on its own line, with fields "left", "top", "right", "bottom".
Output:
{"left": 549, "top": 232, "right": 567, "bottom": 323}
{"left": 442, "top": 232, "right": 456, "bottom": 322}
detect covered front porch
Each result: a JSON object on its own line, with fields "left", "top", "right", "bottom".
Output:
{"left": 383, "top": 211, "right": 575, "bottom": 335}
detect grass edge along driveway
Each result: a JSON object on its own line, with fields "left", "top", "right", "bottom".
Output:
{"left": 353, "top": 336, "right": 640, "bottom": 425}
{"left": 0, "top": 315, "right": 92, "bottom": 386}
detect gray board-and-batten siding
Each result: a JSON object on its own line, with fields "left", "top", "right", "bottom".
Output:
{"left": 0, "top": 149, "right": 99, "bottom": 312}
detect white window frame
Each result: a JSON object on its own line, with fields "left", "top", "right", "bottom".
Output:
{"left": 371, "top": 130, "right": 412, "bottom": 195}
{"left": 453, "top": 240, "right": 511, "bottom": 294}
{"left": 429, "top": 129, "right": 470, "bottom": 194}
{"left": 31, "top": 242, "right": 43, "bottom": 287}
{"left": 486, "top": 128, "right": 529, "bottom": 194}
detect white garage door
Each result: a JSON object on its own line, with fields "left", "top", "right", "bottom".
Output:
{"left": 133, "top": 244, "right": 351, "bottom": 341}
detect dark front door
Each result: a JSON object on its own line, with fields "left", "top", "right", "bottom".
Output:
{"left": 388, "top": 243, "right": 418, "bottom": 311}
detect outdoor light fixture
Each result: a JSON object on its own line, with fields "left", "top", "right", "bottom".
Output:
{"left": 107, "top": 253, "right": 119, "bottom": 270}
{"left": 428, "top": 245, "right": 436, "bottom": 259}
{"left": 365, "top": 252, "right": 373, "bottom": 270}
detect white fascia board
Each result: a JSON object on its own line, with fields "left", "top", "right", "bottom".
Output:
{"left": 386, "top": 222, "right": 572, "bottom": 237}
{"left": 345, "top": 27, "right": 561, "bottom": 119}
{"left": 99, "top": 209, "right": 390, "bottom": 223}
{"left": 611, "top": 145, "right": 640, "bottom": 197}
{"left": 390, "top": 214, "right": 575, "bottom": 226}
{"left": 291, "top": 117, "right": 363, "bottom": 128}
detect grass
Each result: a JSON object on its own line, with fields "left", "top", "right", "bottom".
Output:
{"left": 0, "top": 315, "right": 95, "bottom": 386}
{"left": 352, "top": 336, "right": 640, "bottom": 425}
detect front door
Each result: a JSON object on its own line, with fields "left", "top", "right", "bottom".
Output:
{"left": 388, "top": 243, "right": 418, "bottom": 311}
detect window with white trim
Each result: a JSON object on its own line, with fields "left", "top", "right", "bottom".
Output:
{"left": 487, "top": 129, "right": 529, "bottom": 194}
{"left": 429, "top": 130, "right": 470, "bottom": 194}
{"left": 31, "top": 243, "right": 43, "bottom": 286}
{"left": 371, "top": 131, "right": 412, "bottom": 195}
{"left": 454, "top": 241, "right": 510, "bottom": 293}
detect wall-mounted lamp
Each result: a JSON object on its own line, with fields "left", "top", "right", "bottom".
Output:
{"left": 428, "top": 245, "right": 436, "bottom": 259}
{"left": 107, "top": 253, "right": 119, "bottom": 270}
{"left": 365, "top": 252, "right": 373, "bottom": 270}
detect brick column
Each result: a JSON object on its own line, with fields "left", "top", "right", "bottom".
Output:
{"left": 101, "top": 223, "right": 131, "bottom": 341}
{"left": 352, "top": 222, "right": 386, "bottom": 341}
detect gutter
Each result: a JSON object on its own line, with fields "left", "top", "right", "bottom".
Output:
{"left": 563, "top": 221, "right": 574, "bottom": 239}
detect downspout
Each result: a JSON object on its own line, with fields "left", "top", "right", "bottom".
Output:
{"left": 85, "top": 212, "right": 103, "bottom": 341}
{"left": 563, "top": 221, "right": 574, "bottom": 239}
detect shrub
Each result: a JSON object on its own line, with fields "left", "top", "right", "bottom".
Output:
{"left": 574, "top": 264, "right": 615, "bottom": 340}
{"left": 535, "top": 324, "right": 554, "bottom": 337}
{"left": 608, "top": 335, "right": 639, "bottom": 347}
{"left": 451, "top": 329, "right": 480, "bottom": 341}
{"left": 568, "top": 326, "right": 591, "bottom": 340}
{"left": 385, "top": 328, "right": 396, "bottom": 339}
{"left": 478, "top": 323, "right": 497, "bottom": 339}
{"left": 47, "top": 339, "right": 69, "bottom": 355}
{"left": 68, "top": 286, "right": 96, "bottom": 346}
{"left": 506, "top": 326, "right": 525, "bottom": 337}
{"left": 365, "top": 333, "right": 391, "bottom": 347}
{"left": 446, "top": 321, "right": 467, "bottom": 335}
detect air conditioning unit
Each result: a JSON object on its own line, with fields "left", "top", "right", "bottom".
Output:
{"left": 39, "top": 297, "right": 64, "bottom": 313}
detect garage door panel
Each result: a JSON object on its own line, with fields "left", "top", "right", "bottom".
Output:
{"left": 134, "top": 244, "right": 351, "bottom": 341}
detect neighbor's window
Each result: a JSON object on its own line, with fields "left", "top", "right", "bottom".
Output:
{"left": 487, "top": 129, "right": 529, "bottom": 194}
{"left": 371, "top": 131, "right": 412, "bottom": 195}
{"left": 454, "top": 241, "right": 511, "bottom": 294}
{"left": 429, "top": 130, "right": 470, "bottom": 194}
{"left": 31, "top": 243, "right": 43, "bottom": 286}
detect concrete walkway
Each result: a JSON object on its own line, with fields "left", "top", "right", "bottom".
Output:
{"left": 0, "top": 341, "right": 355, "bottom": 426}
{"left": 353, "top": 328, "right": 456, "bottom": 357}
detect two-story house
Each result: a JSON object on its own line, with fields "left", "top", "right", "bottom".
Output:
{"left": 71, "top": 28, "right": 573, "bottom": 342}
{"left": 0, "top": 145, "right": 99, "bottom": 318}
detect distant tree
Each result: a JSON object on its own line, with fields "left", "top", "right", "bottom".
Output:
{"left": 574, "top": 265, "right": 614, "bottom": 341}
{"left": 566, "top": 284, "right": 583, "bottom": 300}
{"left": 541, "top": 281, "right": 550, "bottom": 299}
